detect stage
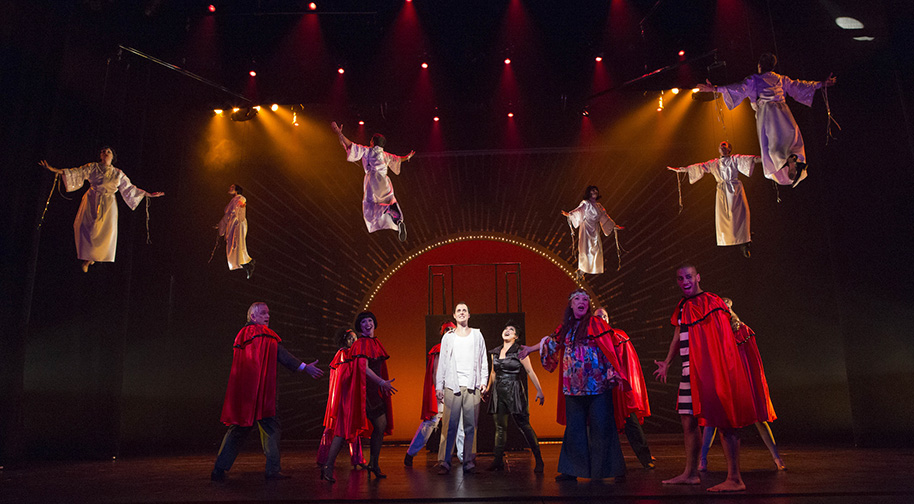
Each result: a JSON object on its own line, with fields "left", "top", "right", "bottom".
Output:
{"left": 2, "top": 436, "right": 912, "bottom": 503}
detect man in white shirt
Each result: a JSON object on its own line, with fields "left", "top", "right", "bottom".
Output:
{"left": 435, "top": 303, "right": 488, "bottom": 474}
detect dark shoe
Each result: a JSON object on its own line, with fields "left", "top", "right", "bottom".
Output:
{"left": 210, "top": 469, "right": 226, "bottom": 482}
{"left": 486, "top": 458, "right": 505, "bottom": 471}
{"left": 265, "top": 472, "right": 291, "bottom": 481}
{"left": 404, "top": 454, "right": 413, "bottom": 467}
{"left": 555, "top": 473, "right": 577, "bottom": 482}
{"left": 243, "top": 259, "right": 255, "bottom": 280}
{"left": 319, "top": 465, "right": 335, "bottom": 483}
{"left": 463, "top": 464, "right": 476, "bottom": 475}
{"left": 436, "top": 464, "right": 450, "bottom": 475}
{"left": 791, "top": 162, "right": 808, "bottom": 188}
{"left": 740, "top": 242, "right": 751, "bottom": 258}
{"left": 534, "top": 457, "right": 544, "bottom": 474}
{"left": 397, "top": 220, "right": 407, "bottom": 242}
{"left": 367, "top": 464, "right": 386, "bottom": 479}
{"left": 352, "top": 462, "right": 369, "bottom": 470}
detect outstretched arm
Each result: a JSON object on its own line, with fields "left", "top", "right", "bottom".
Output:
{"left": 653, "top": 327, "right": 680, "bottom": 383}
{"left": 330, "top": 121, "right": 352, "bottom": 150}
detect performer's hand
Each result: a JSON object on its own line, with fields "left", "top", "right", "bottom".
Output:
{"left": 406, "top": 150, "right": 416, "bottom": 161}
{"left": 535, "top": 391, "right": 545, "bottom": 406}
{"left": 304, "top": 359, "right": 324, "bottom": 378}
{"left": 561, "top": 211, "right": 570, "bottom": 217}
{"left": 667, "top": 166, "right": 681, "bottom": 172}
{"left": 478, "top": 384, "right": 487, "bottom": 395}
{"left": 696, "top": 79, "right": 715, "bottom": 93}
{"left": 517, "top": 344, "right": 533, "bottom": 360}
{"left": 39, "top": 160, "right": 61, "bottom": 174}
{"left": 380, "top": 378, "right": 397, "bottom": 395}
{"left": 615, "top": 225, "right": 625, "bottom": 230}
{"left": 436, "top": 389, "right": 444, "bottom": 401}
{"left": 330, "top": 121, "right": 341, "bottom": 133}
{"left": 823, "top": 73, "right": 837, "bottom": 88}
{"left": 653, "top": 360, "right": 669, "bottom": 383}
{"left": 147, "top": 192, "right": 165, "bottom": 197}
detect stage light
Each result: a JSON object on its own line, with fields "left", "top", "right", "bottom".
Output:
{"left": 507, "top": 112, "right": 514, "bottom": 118}
{"left": 270, "top": 104, "right": 279, "bottom": 111}
{"left": 309, "top": 2, "right": 317, "bottom": 10}
{"left": 692, "top": 88, "right": 700, "bottom": 93}
{"left": 581, "top": 108, "right": 589, "bottom": 117}
{"left": 208, "top": 5, "right": 215, "bottom": 13}
{"left": 433, "top": 116, "right": 440, "bottom": 122}
{"left": 214, "top": 109, "right": 223, "bottom": 116}
{"left": 504, "top": 58, "right": 511, "bottom": 65}
{"left": 854, "top": 36, "right": 875, "bottom": 41}
{"left": 292, "top": 112, "right": 299, "bottom": 126}
{"left": 359, "top": 120, "right": 365, "bottom": 125}
{"left": 231, "top": 107, "right": 258, "bottom": 122}
{"left": 678, "top": 50, "right": 685, "bottom": 56}
{"left": 657, "top": 93, "right": 664, "bottom": 111}
{"left": 249, "top": 70, "right": 256, "bottom": 77}
{"left": 421, "top": 62, "right": 428, "bottom": 69}
{"left": 671, "top": 88, "right": 680, "bottom": 94}
{"left": 338, "top": 67, "right": 345, "bottom": 74}
{"left": 595, "top": 56, "right": 603, "bottom": 62}
{"left": 253, "top": 105, "right": 261, "bottom": 111}
{"left": 835, "top": 17, "right": 863, "bottom": 29}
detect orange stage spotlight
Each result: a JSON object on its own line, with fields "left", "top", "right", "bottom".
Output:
{"left": 270, "top": 104, "right": 279, "bottom": 111}
{"left": 214, "top": 109, "right": 223, "bottom": 116}
{"left": 671, "top": 88, "right": 680, "bottom": 94}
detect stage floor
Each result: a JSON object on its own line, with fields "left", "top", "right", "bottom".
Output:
{"left": 2, "top": 435, "right": 913, "bottom": 503}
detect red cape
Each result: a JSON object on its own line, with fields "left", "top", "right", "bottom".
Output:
{"left": 553, "top": 317, "right": 629, "bottom": 426}
{"left": 420, "top": 344, "right": 441, "bottom": 421}
{"left": 327, "top": 336, "right": 394, "bottom": 440}
{"left": 322, "top": 348, "right": 348, "bottom": 429}
{"left": 610, "top": 328, "right": 651, "bottom": 431}
{"left": 736, "top": 323, "right": 777, "bottom": 422}
{"left": 220, "top": 324, "right": 281, "bottom": 426}
{"left": 671, "top": 293, "right": 759, "bottom": 428}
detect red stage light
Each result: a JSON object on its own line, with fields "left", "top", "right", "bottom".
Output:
{"left": 678, "top": 50, "right": 685, "bottom": 56}
{"left": 508, "top": 112, "right": 514, "bottom": 118}
{"left": 309, "top": 2, "right": 317, "bottom": 10}
{"left": 359, "top": 120, "right": 365, "bottom": 125}
{"left": 208, "top": 5, "right": 215, "bottom": 13}
{"left": 337, "top": 67, "right": 345, "bottom": 74}
{"left": 504, "top": 58, "right": 511, "bottom": 65}
{"left": 421, "top": 62, "right": 428, "bottom": 69}
{"left": 433, "top": 116, "right": 440, "bottom": 122}
{"left": 595, "top": 56, "right": 603, "bottom": 62}
{"left": 249, "top": 70, "right": 256, "bottom": 77}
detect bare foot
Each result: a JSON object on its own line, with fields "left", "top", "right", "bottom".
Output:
{"left": 662, "top": 473, "right": 701, "bottom": 485}
{"left": 707, "top": 479, "right": 746, "bottom": 492}
{"left": 774, "top": 458, "right": 787, "bottom": 471}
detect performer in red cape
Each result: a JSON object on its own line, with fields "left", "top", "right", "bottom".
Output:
{"left": 212, "top": 302, "right": 323, "bottom": 482}
{"left": 594, "top": 308, "right": 655, "bottom": 469}
{"left": 403, "top": 321, "right": 468, "bottom": 467}
{"left": 700, "top": 298, "right": 784, "bottom": 471}
{"left": 321, "top": 312, "right": 397, "bottom": 483}
{"left": 653, "top": 266, "right": 759, "bottom": 492}
{"left": 521, "top": 289, "right": 628, "bottom": 482}
{"left": 317, "top": 329, "right": 366, "bottom": 470}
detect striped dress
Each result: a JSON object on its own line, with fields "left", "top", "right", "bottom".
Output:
{"left": 676, "top": 318, "right": 692, "bottom": 415}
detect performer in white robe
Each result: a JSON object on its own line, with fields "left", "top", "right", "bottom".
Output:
{"left": 39, "top": 147, "right": 163, "bottom": 272}
{"left": 698, "top": 53, "right": 836, "bottom": 188}
{"left": 217, "top": 184, "right": 255, "bottom": 279}
{"left": 330, "top": 122, "right": 415, "bottom": 242}
{"left": 563, "top": 186, "right": 623, "bottom": 276}
{"left": 668, "top": 142, "right": 760, "bottom": 258}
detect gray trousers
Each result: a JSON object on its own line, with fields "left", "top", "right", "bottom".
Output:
{"left": 441, "top": 386, "right": 481, "bottom": 468}
{"left": 214, "top": 416, "right": 282, "bottom": 475}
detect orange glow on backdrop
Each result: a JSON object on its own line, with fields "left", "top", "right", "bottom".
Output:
{"left": 366, "top": 239, "right": 579, "bottom": 441}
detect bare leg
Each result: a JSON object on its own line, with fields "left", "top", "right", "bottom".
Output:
{"left": 708, "top": 428, "right": 745, "bottom": 492}
{"left": 698, "top": 426, "right": 716, "bottom": 471}
{"left": 663, "top": 415, "right": 701, "bottom": 485}
{"left": 754, "top": 422, "right": 786, "bottom": 470}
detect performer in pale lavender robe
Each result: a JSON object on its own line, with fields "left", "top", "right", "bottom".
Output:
{"left": 216, "top": 184, "right": 254, "bottom": 279}
{"left": 698, "top": 53, "right": 836, "bottom": 188}
{"left": 39, "top": 147, "right": 163, "bottom": 272}
{"left": 563, "top": 186, "right": 624, "bottom": 277}
{"left": 330, "top": 122, "right": 415, "bottom": 242}
{"left": 668, "top": 142, "right": 761, "bottom": 258}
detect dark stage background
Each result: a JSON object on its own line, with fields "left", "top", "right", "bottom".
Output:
{"left": 2, "top": 0, "right": 913, "bottom": 463}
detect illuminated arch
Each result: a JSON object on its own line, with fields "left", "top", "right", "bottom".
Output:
{"left": 360, "top": 231, "right": 598, "bottom": 311}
